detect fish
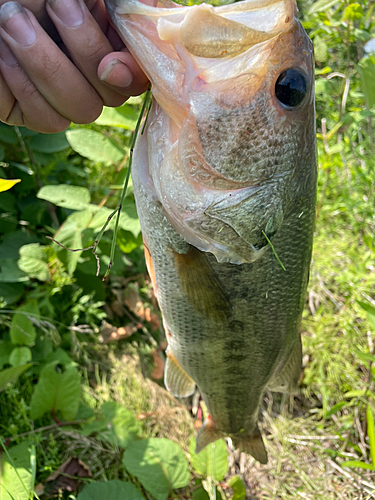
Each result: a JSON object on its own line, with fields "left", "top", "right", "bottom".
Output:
{"left": 104, "top": 0, "right": 317, "bottom": 463}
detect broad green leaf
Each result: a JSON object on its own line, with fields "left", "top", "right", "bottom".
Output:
{"left": 358, "top": 56, "right": 375, "bottom": 109}
{"left": 367, "top": 405, "right": 375, "bottom": 466}
{"left": 37, "top": 184, "right": 91, "bottom": 210}
{"left": 117, "top": 230, "right": 142, "bottom": 254}
{"left": 0, "top": 259, "right": 28, "bottom": 283}
{"left": 0, "top": 179, "right": 21, "bottom": 192}
{"left": 343, "top": 3, "right": 363, "bottom": 21}
{"left": 123, "top": 438, "right": 190, "bottom": 500}
{"left": 0, "top": 145, "right": 4, "bottom": 161}
{"left": 0, "top": 364, "right": 32, "bottom": 392}
{"left": 309, "top": 0, "right": 339, "bottom": 13}
{"left": 229, "top": 476, "right": 246, "bottom": 500}
{"left": 189, "top": 438, "right": 228, "bottom": 481}
{"left": 29, "top": 132, "right": 70, "bottom": 153}
{"left": 0, "top": 441, "right": 36, "bottom": 500}
{"left": 0, "top": 231, "right": 40, "bottom": 261}
{"left": 0, "top": 123, "right": 18, "bottom": 144}
{"left": 192, "top": 486, "right": 210, "bottom": 500}
{"left": 87, "top": 202, "right": 140, "bottom": 237}
{"left": 0, "top": 341, "right": 12, "bottom": 369}
{"left": 314, "top": 36, "right": 328, "bottom": 63}
{"left": 30, "top": 360, "right": 80, "bottom": 421}
{"left": 99, "top": 401, "right": 141, "bottom": 448}
{"left": 342, "top": 460, "right": 375, "bottom": 470}
{"left": 66, "top": 129, "right": 125, "bottom": 165}
{"left": 77, "top": 480, "right": 145, "bottom": 500}
{"left": 315, "top": 79, "right": 328, "bottom": 94}
{"left": 10, "top": 301, "right": 39, "bottom": 346}
{"left": 95, "top": 106, "right": 137, "bottom": 129}
{"left": 9, "top": 347, "right": 32, "bottom": 367}
{"left": 18, "top": 243, "right": 50, "bottom": 281}
{"left": 357, "top": 300, "right": 375, "bottom": 331}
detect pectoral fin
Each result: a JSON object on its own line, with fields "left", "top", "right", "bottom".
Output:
{"left": 267, "top": 338, "right": 302, "bottom": 393}
{"left": 172, "top": 245, "right": 232, "bottom": 322}
{"left": 164, "top": 348, "right": 196, "bottom": 398}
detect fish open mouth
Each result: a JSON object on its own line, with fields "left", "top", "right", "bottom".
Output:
{"left": 105, "top": 0, "right": 314, "bottom": 265}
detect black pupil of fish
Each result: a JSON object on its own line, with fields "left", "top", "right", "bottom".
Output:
{"left": 275, "top": 69, "right": 307, "bottom": 107}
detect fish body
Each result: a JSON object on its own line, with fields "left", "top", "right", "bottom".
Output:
{"left": 105, "top": 0, "right": 317, "bottom": 462}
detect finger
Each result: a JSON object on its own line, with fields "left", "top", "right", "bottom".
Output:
{"left": 0, "top": 2, "right": 103, "bottom": 124}
{"left": 46, "top": 0, "right": 128, "bottom": 107}
{"left": 98, "top": 50, "right": 149, "bottom": 97}
{"left": 0, "top": 36, "right": 70, "bottom": 132}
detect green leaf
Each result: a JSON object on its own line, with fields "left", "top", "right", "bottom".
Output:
{"left": 229, "top": 476, "right": 246, "bottom": 500}
{"left": 0, "top": 123, "right": 18, "bottom": 144}
{"left": 357, "top": 300, "right": 375, "bottom": 331}
{"left": 342, "top": 460, "right": 375, "bottom": 470}
{"left": 30, "top": 360, "right": 80, "bottom": 421}
{"left": 99, "top": 401, "right": 141, "bottom": 448}
{"left": 29, "top": 132, "right": 70, "bottom": 153}
{"left": 123, "top": 438, "right": 190, "bottom": 500}
{"left": 117, "top": 230, "right": 142, "bottom": 254}
{"left": 0, "top": 259, "right": 29, "bottom": 283}
{"left": 0, "top": 341, "right": 13, "bottom": 369}
{"left": 325, "top": 400, "right": 348, "bottom": 418}
{"left": 10, "top": 301, "right": 39, "bottom": 346}
{"left": 0, "top": 441, "right": 36, "bottom": 500}
{"left": 9, "top": 347, "right": 32, "bottom": 367}
{"left": 0, "top": 231, "right": 40, "bottom": 261}
{"left": 314, "top": 36, "right": 328, "bottom": 63}
{"left": 95, "top": 106, "right": 137, "bottom": 129}
{"left": 367, "top": 405, "right": 375, "bottom": 466}
{"left": 309, "top": 0, "right": 339, "bottom": 14}
{"left": 343, "top": 3, "right": 363, "bottom": 21}
{"left": 189, "top": 438, "right": 228, "bottom": 481}
{"left": 357, "top": 56, "right": 375, "bottom": 109}
{"left": 66, "top": 129, "right": 125, "bottom": 165}
{"left": 37, "top": 184, "right": 91, "bottom": 210}
{"left": 0, "top": 145, "right": 4, "bottom": 161}
{"left": 354, "top": 349, "right": 375, "bottom": 364}
{"left": 0, "top": 364, "right": 32, "bottom": 392}
{"left": 18, "top": 243, "right": 50, "bottom": 281}
{"left": 77, "top": 480, "right": 145, "bottom": 500}
{"left": 0, "top": 283, "right": 25, "bottom": 305}
{"left": 87, "top": 202, "right": 140, "bottom": 237}
{"left": 192, "top": 486, "right": 210, "bottom": 500}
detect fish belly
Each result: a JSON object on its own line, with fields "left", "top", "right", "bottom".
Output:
{"left": 133, "top": 125, "right": 315, "bottom": 438}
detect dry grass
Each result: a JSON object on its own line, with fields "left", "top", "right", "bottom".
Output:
{"left": 225, "top": 398, "right": 375, "bottom": 500}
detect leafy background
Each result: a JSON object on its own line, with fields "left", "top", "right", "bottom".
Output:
{"left": 0, "top": 0, "right": 375, "bottom": 498}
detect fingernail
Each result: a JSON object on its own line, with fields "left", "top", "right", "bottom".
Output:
{"left": 47, "top": 0, "right": 83, "bottom": 27}
{"left": 0, "top": 2, "right": 36, "bottom": 45}
{"left": 0, "top": 34, "right": 17, "bottom": 65}
{"left": 100, "top": 59, "right": 133, "bottom": 88}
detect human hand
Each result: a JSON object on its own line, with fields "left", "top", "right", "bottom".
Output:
{"left": 0, "top": 0, "right": 149, "bottom": 133}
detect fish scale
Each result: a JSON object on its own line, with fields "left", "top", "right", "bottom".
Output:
{"left": 105, "top": 0, "right": 317, "bottom": 462}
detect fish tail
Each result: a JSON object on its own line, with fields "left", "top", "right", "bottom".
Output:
{"left": 195, "top": 416, "right": 223, "bottom": 454}
{"left": 232, "top": 425, "right": 268, "bottom": 464}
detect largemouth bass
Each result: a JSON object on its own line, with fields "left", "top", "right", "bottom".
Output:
{"left": 105, "top": 0, "right": 316, "bottom": 463}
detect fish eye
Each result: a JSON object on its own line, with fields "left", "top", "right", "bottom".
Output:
{"left": 275, "top": 68, "right": 307, "bottom": 108}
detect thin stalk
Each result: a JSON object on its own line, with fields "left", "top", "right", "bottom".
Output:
{"left": 262, "top": 231, "right": 286, "bottom": 271}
